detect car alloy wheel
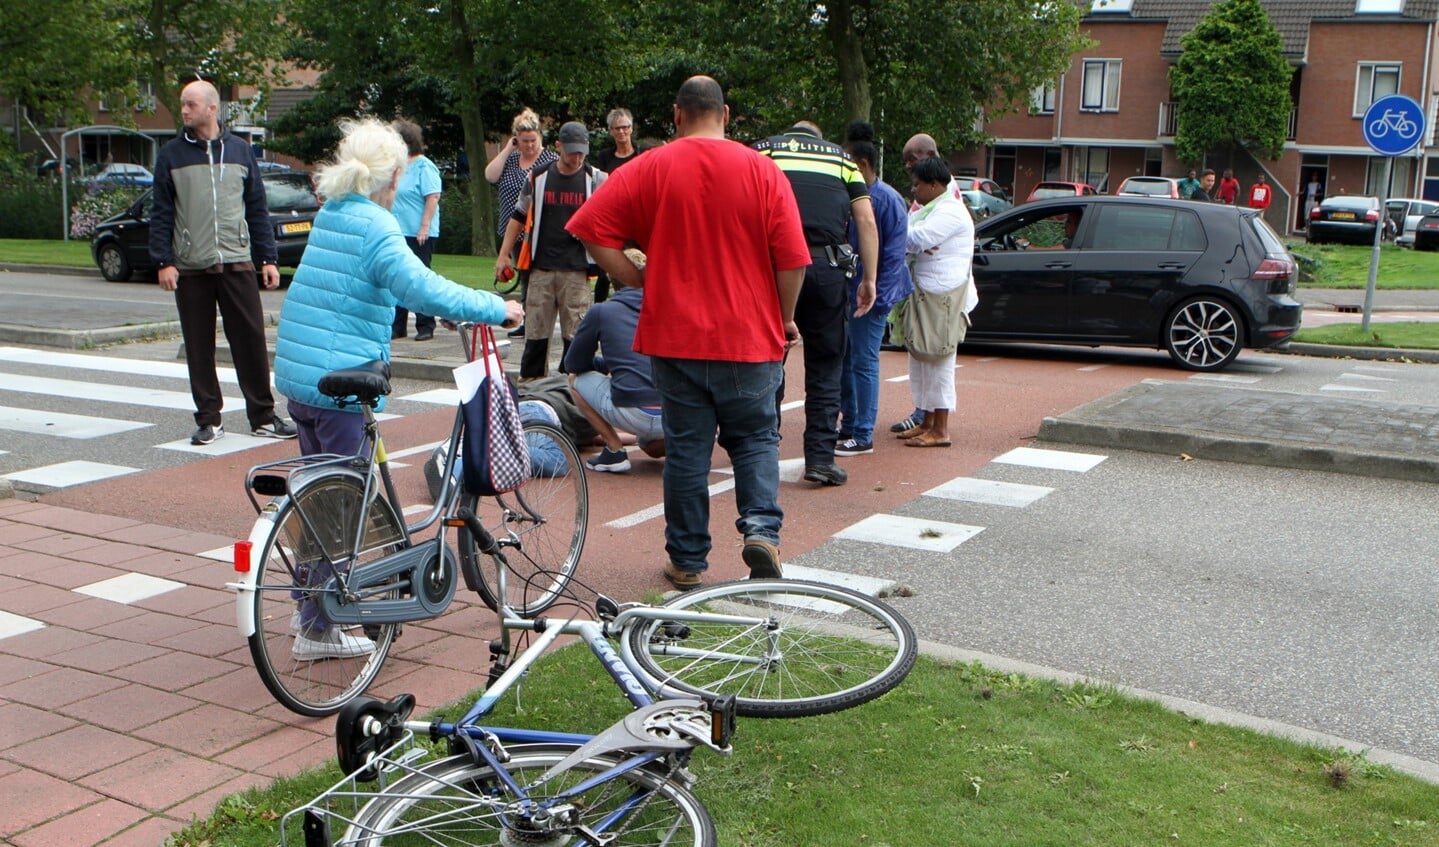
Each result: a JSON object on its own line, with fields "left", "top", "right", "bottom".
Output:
{"left": 98, "top": 243, "right": 132, "bottom": 282}
{"left": 1165, "top": 296, "right": 1243, "bottom": 372}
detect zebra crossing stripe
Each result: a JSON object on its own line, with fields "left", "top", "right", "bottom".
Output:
{"left": 0, "top": 372, "right": 243, "bottom": 411}
{"left": 0, "top": 404, "right": 151, "bottom": 438}
{"left": 0, "top": 610, "right": 45, "bottom": 640}
{"left": 3, "top": 460, "right": 140, "bottom": 488}
{"left": 835, "top": 514, "right": 983, "bottom": 553}
{"left": 925, "top": 477, "right": 1053, "bottom": 507}
{"left": 0, "top": 345, "right": 239, "bottom": 383}
{"left": 74, "top": 573, "right": 185, "bottom": 604}
{"left": 993, "top": 447, "right": 1106, "bottom": 472}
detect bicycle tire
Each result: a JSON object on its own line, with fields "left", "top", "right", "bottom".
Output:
{"left": 343, "top": 745, "right": 716, "bottom": 847}
{"left": 248, "top": 476, "right": 405, "bottom": 716}
{"left": 458, "top": 422, "right": 587, "bottom": 617}
{"left": 623, "top": 579, "right": 917, "bottom": 718}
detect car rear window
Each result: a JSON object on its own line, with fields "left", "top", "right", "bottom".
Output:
{"left": 265, "top": 176, "right": 320, "bottom": 212}
{"left": 1032, "top": 187, "right": 1072, "bottom": 199}
{"left": 1120, "top": 179, "right": 1171, "bottom": 196}
{"left": 1091, "top": 205, "right": 1205, "bottom": 251}
{"left": 1322, "top": 197, "right": 1375, "bottom": 211}
{"left": 1246, "top": 212, "right": 1287, "bottom": 255}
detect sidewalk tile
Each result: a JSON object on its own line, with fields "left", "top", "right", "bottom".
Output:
{"left": 3, "top": 582, "right": 85, "bottom": 615}
{"left": 0, "top": 701, "right": 78, "bottom": 749}
{"left": 17, "top": 559, "right": 125, "bottom": 591}
{"left": 12, "top": 532, "right": 118, "bottom": 557}
{"left": 135, "top": 585, "right": 231, "bottom": 617}
{"left": 33, "top": 597, "right": 145, "bottom": 632}
{"left": 77, "top": 747, "right": 242, "bottom": 811}
{"left": 87, "top": 815, "right": 183, "bottom": 847}
{"left": 0, "top": 768, "right": 104, "bottom": 838}
{"left": 112, "top": 651, "right": 239, "bottom": 692}
{"left": 90, "top": 610, "right": 206, "bottom": 644}
{"left": 0, "top": 654, "right": 54, "bottom": 687}
{"left": 0, "top": 523, "right": 55, "bottom": 546}
{"left": 133, "top": 703, "right": 281, "bottom": 758}
{"left": 0, "top": 547, "right": 62, "bottom": 578}
{"left": 46, "top": 638, "right": 165, "bottom": 673}
{"left": 98, "top": 523, "right": 195, "bottom": 547}
{"left": 164, "top": 773, "right": 272, "bottom": 826}
{"left": 0, "top": 624, "right": 103, "bottom": 659}
{"left": 120, "top": 549, "right": 207, "bottom": 578}
{"left": 214, "top": 726, "right": 331, "bottom": 777}
{"left": 180, "top": 665, "right": 291, "bottom": 713}
{"left": 0, "top": 666, "right": 128, "bottom": 708}
{"left": 0, "top": 499, "right": 47, "bottom": 517}
{"left": 5, "top": 723, "right": 159, "bottom": 781}
{"left": 57, "top": 684, "right": 198, "bottom": 732}
{"left": 9, "top": 797, "right": 149, "bottom": 847}
{"left": 8, "top": 505, "right": 141, "bottom": 534}
{"left": 153, "top": 622, "right": 243, "bottom": 658}
{"left": 388, "top": 664, "right": 482, "bottom": 712}
{"left": 65, "top": 540, "right": 169, "bottom": 567}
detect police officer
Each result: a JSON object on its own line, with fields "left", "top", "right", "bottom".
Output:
{"left": 754, "top": 121, "right": 878, "bottom": 486}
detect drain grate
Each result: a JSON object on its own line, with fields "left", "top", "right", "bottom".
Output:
{"left": 1335, "top": 304, "right": 1361, "bottom": 313}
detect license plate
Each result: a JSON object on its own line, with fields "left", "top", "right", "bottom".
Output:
{"left": 281, "top": 221, "right": 312, "bottom": 235}
{"left": 1331, "top": 212, "right": 1355, "bottom": 221}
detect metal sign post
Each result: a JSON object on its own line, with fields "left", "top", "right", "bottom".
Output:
{"left": 1360, "top": 94, "right": 1427, "bottom": 331}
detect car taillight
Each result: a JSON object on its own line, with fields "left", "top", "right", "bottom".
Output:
{"left": 1253, "top": 257, "right": 1295, "bottom": 294}
{"left": 1364, "top": 210, "right": 1380, "bottom": 222}
{"left": 1309, "top": 207, "right": 1321, "bottom": 219}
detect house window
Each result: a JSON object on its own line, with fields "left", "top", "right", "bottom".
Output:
{"left": 134, "top": 78, "right": 156, "bottom": 113}
{"left": 1355, "top": 0, "right": 1404, "bottom": 13}
{"left": 1090, "top": 0, "right": 1135, "bottom": 11}
{"left": 1030, "top": 81, "right": 1056, "bottom": 114}
{"left": 1355, "top": 62, "right": 1401, "bottom": 116}
{"left": 1081, "top": 60, "right": 1121, "bottom": 112}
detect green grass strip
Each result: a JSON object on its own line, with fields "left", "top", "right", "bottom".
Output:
{"left": 162, "top": 647, "right": 1438, "bottom": 847}
{"left": 1293, "top": 322, "right": 1439, "bottom": 350}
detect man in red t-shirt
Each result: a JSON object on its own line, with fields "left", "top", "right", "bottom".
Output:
{"left": 568, "top": 75, "right": 809, "bottom": 592}
{"left": 1247, "top": 173, "right": 1272, "bottom": 210}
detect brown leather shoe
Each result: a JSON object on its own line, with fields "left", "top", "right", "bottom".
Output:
{"left": 663, "top": 562, "right": 703, "bottom": 591}
{"left": 896, "top": 425, "right": 927, "bottom": 439}
{"left": 741, "top": 537, "right": 783, "bottom": 579}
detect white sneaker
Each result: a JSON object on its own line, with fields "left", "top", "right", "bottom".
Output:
{"left": 289, "top": 609, "right": 302, "bottom": 635}
{"left": 292, "top": 627, "right": 376, "bottom": 661}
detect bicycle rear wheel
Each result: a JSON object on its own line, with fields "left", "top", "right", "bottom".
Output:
{"left": 458, "top": 422, "right": 587, "bottom": 617}
{"left": 623, "top": 579, "right": 917, "bottom": 718}
{"left": 343, "top": 745, "right": 715, "bottom": 846}
{"left": 248, "top": 476, "right": 404, "bottom": 716}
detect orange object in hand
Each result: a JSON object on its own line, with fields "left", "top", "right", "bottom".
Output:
{"left": 498, "top": 265, "right": 515, "bottom": 281}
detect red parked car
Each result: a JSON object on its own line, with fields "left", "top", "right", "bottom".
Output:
{"left": 1026, "top": 181, "right": 1098, "bottom": 202}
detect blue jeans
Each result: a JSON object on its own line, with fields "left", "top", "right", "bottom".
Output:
{"left": 839, "top": 306, "right": 890, "bottom": 444}
{"left": 652, "top": 357, "right": 783, "bottom": 572}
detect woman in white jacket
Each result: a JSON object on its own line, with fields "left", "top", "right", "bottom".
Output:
{"left": 899, "top": 157, "right": 975, "bottom": 447}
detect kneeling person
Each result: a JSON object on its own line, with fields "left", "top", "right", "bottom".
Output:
{"left": 562, "top": 257, "right": 665, "bottom": 472}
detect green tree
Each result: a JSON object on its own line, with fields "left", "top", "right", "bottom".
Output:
{"left": 275, "top": 0, "right": 644, "bottom": 254}
{"left": 0, "top": 0, "right": 137, "bottom": 127}
{"left": 132, "top": 0, "right": 290, "bottom": 127}
{"left": 1168, "top": 0, "right": 1293, "bottom": 165}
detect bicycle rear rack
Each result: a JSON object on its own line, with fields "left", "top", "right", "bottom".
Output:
{"left": 244, "top": 454, "right": 364, "bottom": 514}
{"left": 281, "top": 730, "right": 432, "bottom": 847}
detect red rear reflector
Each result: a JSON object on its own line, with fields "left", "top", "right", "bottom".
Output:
{"left": 234, "top": 541, "right": 252, "bottom": 573}
{"left": 1365, "top": 210, "right": 1380, "bottom": 222}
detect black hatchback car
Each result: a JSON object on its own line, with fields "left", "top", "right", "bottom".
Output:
{"left": 91, "top": 172, "right": 319, "bottom": 282}
{"left": 968, "top": 196, "right": 1301, "bottom": 371}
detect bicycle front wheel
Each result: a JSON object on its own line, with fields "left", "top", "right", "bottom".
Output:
{"left": 248, "top": 476, "right": 404, "bottom": 716}
{"left": 459, "top": 422, "right": 587, "bottom": 617}
{"left": 343, "top": 745, "right": 716, "bottom": 847}
{"left": 624, "top": 579, "right": 917, "bottom": 718}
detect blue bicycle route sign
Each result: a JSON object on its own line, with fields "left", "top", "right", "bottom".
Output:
{"left": 1363, "top": 94, "right": 1427, "bottom": 156}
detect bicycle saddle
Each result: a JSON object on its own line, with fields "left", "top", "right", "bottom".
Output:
{"left": 318, "top": 360, "right": 393, "bottom": 406}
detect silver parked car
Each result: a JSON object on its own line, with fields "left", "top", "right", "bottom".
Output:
{"left": 1384, "top": 198, "right": 1439, "bottom": 246}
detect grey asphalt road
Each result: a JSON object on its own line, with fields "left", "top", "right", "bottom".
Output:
{"left": 797, "top": 444, "right": 1439, "bottom": 774}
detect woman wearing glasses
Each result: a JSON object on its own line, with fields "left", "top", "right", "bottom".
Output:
{"left": 594, "top": 108, "right": 649, "bottom": 173}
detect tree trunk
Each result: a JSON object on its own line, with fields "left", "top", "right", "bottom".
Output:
{"left": 450, "top": 1, "right": 496, "bottom": 256}
{"left": 827, "top": 0, "right": 871, "bottom": 123}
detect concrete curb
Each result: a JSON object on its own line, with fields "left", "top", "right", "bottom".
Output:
{"left": 0, "top": 321, "right": 184, "bottom": 350}
{"left": 1276, "top": 341, "right": 1439, "bottom": 364}
{"left": 918, "top": 639, "right": 1439, "bottom": 785}
{"left": 1037, "top": 415, "right": 1439, "bottom": 483}
{"left": 0, "top": 262, "right": 98, "bottom": 278}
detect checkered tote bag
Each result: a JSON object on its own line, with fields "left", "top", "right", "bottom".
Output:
{"left": 461, "top": 325, "right": 531, "bottom": 496}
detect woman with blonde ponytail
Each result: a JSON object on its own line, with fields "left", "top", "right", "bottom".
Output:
{"left": 274, "top": 117, "right": 524, "bottom": 459}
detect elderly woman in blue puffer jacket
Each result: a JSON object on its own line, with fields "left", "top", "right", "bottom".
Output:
{"left": 275, "top": 118, "right": 523, "bottom": 457}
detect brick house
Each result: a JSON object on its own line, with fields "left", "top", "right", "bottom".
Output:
{"left": 956, "top": 0, "right": 1439, "bottom": 234}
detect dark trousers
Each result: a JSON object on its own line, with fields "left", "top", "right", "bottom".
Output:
{"left": 777, "top": 261, "right": 848, "bottom": 466}
{"left": 174, "top": 265, "right": 276, "bottom": 429}
{"left": 393, "top": 237, "right": 436, "bottom": 335}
